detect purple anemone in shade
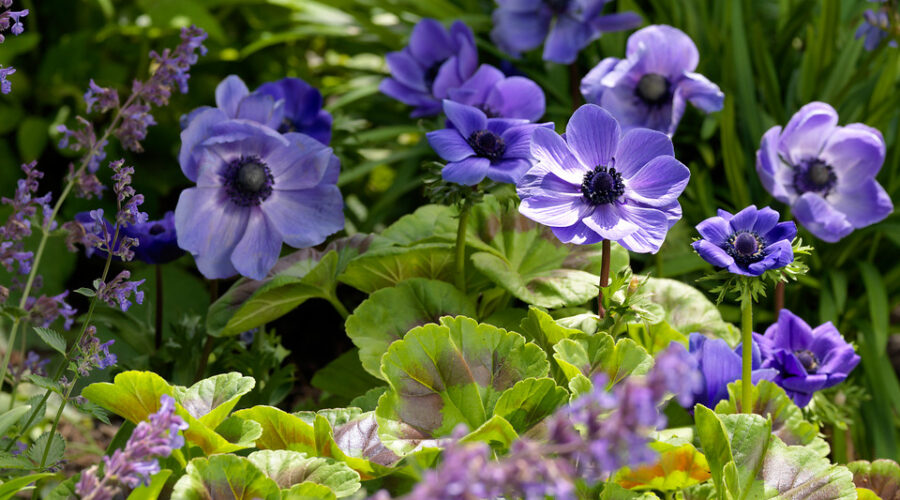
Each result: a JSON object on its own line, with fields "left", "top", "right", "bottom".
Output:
{"left": 180, "top": 75, "right": 332, "bottom": 145}
{"left": 379, "top": 19, "right": 477, "bottom": 118}
{"left": 755, "top": 309, "right": 860, "bottom": 407}
{"left": 491, "top": 0, "right": 642, "bottom": 64}
{"left": 692, "top": 206, "right": 796, "bottom": 277}
{"left": 122, "top": 212, "right": 184, "bottom": 265}
{"left": 756, "top": 102, "right": 893, "bottom": 243}
{"left": 856, "top": 6, "right": 897, "bottom": 51}
{"left": 448, "top": 64, "right": 546, "bottom": 122}
{"left": 426, "top": 100, "right": 552, "bottom": 185}
{"left": 516, "top": 104, "right": 689, "bottom": 253}
{"left": 681, "top": 333, "right": 776, "bottom": 410}
{"left": 175, "top": 111, "right": 344, "bottom": 280}
{"left": 580, "top": 25, "right": 724, "bottom": 136}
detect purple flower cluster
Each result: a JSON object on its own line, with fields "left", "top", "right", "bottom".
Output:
{"left": 76, "top": 395, "right": 187, "bottom": 500}
{"left": 581, "top": 25, "right": 724, "bottom": 135}
{"left": 371, "top": 344, "right": 699, "bottom": 500}
{"left": 491, "top": 0, "right": 642, "bottom": 64}
{"left": 427, "top": 100, "right": 551, "bottom": 185}
{"left": 856, "top": 1, "right": 897, "bottom": 51}
{"left": 756, "top": 309, "right": 860, "bottom": 407}
{"left": 692, "top": 205, "right": 796, "bottom": 276}
{"left": 517, "top": 104, "right": 689, "bottom": 252}
{"left": 96, "top": 270, "right": 145, "bottom": 312}
{"left": 0, "top": 0, "right": 28, "bottom": 94}
{"left": 25, "top": 291, "right": 77, "bottom": 330}
{"left": 0, "top": 162, "right": 52, "bottom": 276}
{"left": 73, "top": 325, "right": 117, "bottom": 377}
{"left": 10, "top": 351, "right": 49, "bottom": 384}
{"left": 69, "top": 211, "right": 183, "bottom": 265}
{"left": 177, "top": 77, "right": 344, "bottom": 280}
{"left": 756, "top": 102, "right": 893, "bottom": 242}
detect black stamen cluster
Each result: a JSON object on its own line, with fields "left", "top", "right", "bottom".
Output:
{"left": 793, "top": 159, "right": 837, "bottom": 196}
{"left": 581, "top": 166, "right": 625, "bottom": 206}
{"left": 723, "top": 230, "right": 766, "bottom": 266}
{"left": 467, "top": 129, "right": 506, "bottom": 163}
{"left": 223, "top": 155, "right": 274, "bottom": 207}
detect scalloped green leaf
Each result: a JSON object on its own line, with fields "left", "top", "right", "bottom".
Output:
{"left": 492, "top": 378, "right": 568, "bottom": 432}
{"left": 282, "top": 483, "right": 337, "bottom": 500}
{"left": 174, "top": 372, "right": 255, "bottom": 428}
{"left": 345, "top": 278, "right": 477, "bottom": 378}
{"left": 848, "top": 459, "right": 900, "bottom": 499}
{"left": 339, "top": 243, "right": 456, "bottom": 293}
{"left": 458, "top": 414, "right": 519, "bottom": 451}
{"left": 81, "top": 371, "right": 175, "bottom": 424}
{"left": 641, "top": 278, "right": 735, "bottom": 344}
{"left": 207, "top": 235, "right": 372, "bottom": 336}
{"left": 248, "top": 450, "right": 360, "bottom": 497}
{"left": 715, "top": 380, "right": 828, "bottom": 455}
{"left": 375, "top": 316, "right": 549, "bottom": 455}
{"left": 615, "top": 442, "right": 711, "bottom": 492}
{"left": 518, "top": 306, "right": 581, "bottom": 352}
{"left": 232, "top": 406, "right": 317, "bottom": 454}
{"left": 295, "top": 408, "right": 363, "bottom": 429}
{"left": 171, "top": 455, "right": 281, "bottom": 500}
{"left": 552, "top": 333, "right": 653, "bottom": 395}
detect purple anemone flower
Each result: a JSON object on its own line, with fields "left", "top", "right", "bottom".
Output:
{"left": 123, "top": 212, "right": 185, "bottom": 265}
{"left": 692, "top": 206, "right": 796, "bottom": 277}
{"left": 682, "top": 333, "right": 776, "bottom": 410}
{"left": 756, "top": 102, "right": 893, "bottom": 243}
{"left": 856, "top": 7, "right": 896, "bottom": 51}
{"left": 180, "top": 75, "right": 332, "bottom": 145}
{"left": 756, "top": 309, "right": 860, "bottom": 407}
{"left": 580, "top": 25, "right": 724, "bottom": 135}
{"left": 516, "top": 104, "right": 689, "bottom": 253}
{"left": 176, "top": 111, "right": 344, "bottom": 280}
{"left": 379, "top": 19, "right": 478, "bottom": 117}
{"left": 426, "top": 100, "right": 551, "bottom": 185}
{"left": 448, "top": 64, "right": 546, "bottom": 121}
{"left": 491, "top": 0, "right": 642, "bottom": 64}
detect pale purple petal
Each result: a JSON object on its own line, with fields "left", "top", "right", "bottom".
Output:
{"left": 792, "top": 192, "right": 854, "bottom": 242}
{"left": 543, "top": 15, "right": 594, "bottom": 64}
{"left": 580, "top": 57, "right": 621, "bottom": 104}
{"left": 828, "top": 179, "right": 893, "bottom": 229}
{"left": 777, "top": 102, "right": 839, "bottom": 164}
{"left": 819, "top": 124, "right": 886, "bottom": 188}
{"left": 582, "top": 204, "right": 638, "bottom": 240}
{"left": 448, "top": 64, "right": 505, "bottom": 106}
{"left": 215, "top": 75, "right": 250, "bottom": 118}
{"left": 484, "top": 76, "right": 546, "bottom": 121}
{"left": 565, "top": 104, "right": 620, "bottom": 169}
{"left": 261, "top": 186, "right": 345, "bottom": 248}
{"left": 442, "top": 157, "right": 490, "bottom": 185}
{"left": 427, "top": 128, "right": 475, "bottom": 162}
{"left": 491, "top": 8, "right": 551, "bottom": 56}
{"left": 551, "top": 220, "right": 605, "bottom": 245}
{"left": 615, "top": 203, "right": 672, "bottom": 253}
{"left": 443, "top": 100, "right": 488, "bottom": 138}
{"left": 614, "top": 128, "right": 674, "bottom": 177}
{"left": 385, "top": 51, "right": 427, "bottom": 92}
{"left": 486, "top": 158, "right": 533, "bottom": 184}
{"left": 756, "top": 126, "right": 794, "bottom": 203}
{"left": 175, "top": 188, "right": 247, "bottom": 279}
{"left": 231, "top": 208, "right": 282, "bottom": 280}
{"left": 179, "top": 108, "right": 229, "bottom": 181}
{"left": 623, "top": 156, "right": 689, "bottom": 207}
{"left": 409, "top": 19, "right": 454, "bottom": 65}
{"left": 235, "top": 94, "right": 283, "bottom": 130}
{"left": 691, "top": 240, "right": 734, "bottom": 268}
{"left": 626, "top": 25, "right": 699, "bottom": 76}
{"left": 530, "top": 127, "right": 588, "bottom": 183}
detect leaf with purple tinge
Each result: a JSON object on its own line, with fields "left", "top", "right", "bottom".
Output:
{"left": 848, "top": 459, "right": 900, "bottom": 500}
{"left": 171, "top": 454, "right": 281, "bottom": 500}
{"left": 375, "top": 316, "right": 560, "bottom": 455}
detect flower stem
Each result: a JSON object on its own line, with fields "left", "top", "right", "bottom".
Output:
{"left": 773, "top": 279, "right": 784, "bottom": 316}
{"left": 598, "top": 240, "right": 611, "bottom": 319}
{"left": 39, "top": 380, "right": 75, "bottom": 468}
{"left": 455, "top": 201, "right": 471, "bottom": 293}
{"left": 327, "top": 295, "right": 350, "bottom": 320}
{"left": 568, "top": 63, "right": 581, "bottom": 111}
{"left": 740, "top": 287, "right": 754, "bottom": 413}
{"left": 155, "top": 264, "right": 164, "bottom": 350}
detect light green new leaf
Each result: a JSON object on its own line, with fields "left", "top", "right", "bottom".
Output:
{"left": 552, "top": 333, "right": 653, "bottom": 395}
{"left": 518, "top": 307, "right": 581, "bottom": 353}
{"left": 32, "top": 327, "right": 66, "bottom": 355}
{"left": 282, "top": 482, "right": 337, "bottom": 500}
{"left": 126, "top": 470, "right": 172, "bottom": 500}
{"left": 458, "top": 414, "right": 519, "bottom": 451}
{"left": 492, "top": 378, "right": 568, "bottom": 432}
{"left": 376, "top": 316, "right": 550, "bottom": 455}
{"left": 641, "top": 278, "right": 734, "bottom": 344}
{"left": 171, "top": 455, "right": 281, "bottom": 500}
{"left": 847, "top": 459, "right": 900, "bottom": 499}
{"left": 0, "top": 405, "right": 30, "bottom": 437}
{"left": 232, "top": 406, "right": 317, "bottom": 455}
{"left": 345, "top": 278, "right": 476, "bottom": 378}
{"left": 174, "top": 372, "right": 255, "bottom": 428}
{"left": 214, "top": 416, "right": 263, "bottom": 449}
{"left": 248, "top": 450, "right": 360, "bottom": 497}
{"left": 0, "top": 472, "right": 54, "bottom": 500}
{"left": 295, "top": 407, "right": 363, "bottom": 429}
{"left": 694, "top": 405, "right": 734, "bottom": 498}
{"left": 81, "top": 371, "right": 175, "bottom": 424}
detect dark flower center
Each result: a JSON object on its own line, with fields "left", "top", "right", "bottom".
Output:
{"left": 544, "top": 0, "right": 571, "bottom": 13}
{"left": 581, "top": 166, "right": 625, "bottom": 205}
{"left": 724, "top": 231, "right": 766, "bottom": 266}
{"left": 424, "top": 60, "right": 446, "bottom": 91}
{"left": 636, "top": 73, "right": 671, "bottom": 106}
{"left": 793, "top": 159, "right": 837, "bottom": 196}
{"left": 224, "top": 155, "right": 274, "bottom": 207}
{"left": 467, "top": 129, "right": 506, "bottom": 163}
{"left": 795, "top": 349, "right": 819, "bottom": 373}
{"left": 278, "top": 118, "right": 299, "bottom": 134}
{"left": 148, "top": 224, "right": 166, "bottom": 236}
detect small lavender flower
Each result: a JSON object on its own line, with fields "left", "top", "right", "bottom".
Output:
{"left": 856, "top": 3, "right": 897, "bottom": 51}
{"left": 679, "top": 333, "right": 776, "bottom": 409}
{"left": 755, "top": 309, "right": 860, "bottom": 407}
{"left": 379, "top": 19, "right": 478, "bottom": 117}
{"left": 581, "top": 25, "right": 724, "bottom": 135}
{"left": 73, "top": 326, "right": 117, "bottom": 377}
{"left": 692, "top": 205, "right": 796, "bottom": 276}
{"left": 447, "top": 64, "right": 546, "bottom": 121}
{"left": 96, "top": 270, "right": 145, "bottom": 312}
{"left": 0, "top": 1, "right": 27, "bottom": 94}
{"left": 0, "top": 162, "right": 53, "bottom": 275}
{"left": 10, "top": 350, "right": 49, "bottom": 384}
{"left": 755, "top": 102, "right": 893, "bottom": 242}
{"left": 517, "top": 104, "right": 689, "bottom": 252}
{"left": 83, "top": 80, "right": 120, "bottom": 114}
{"left": 176, "top": 116, "right": 344, "bottom": 279}
{"left": 76, "top": 395, "right": 187, "bottom": 500}
{"left": 491, "top": 0, "right": 642, "bottom": 64}
{"left": 25, "top": 292, "right": 76, "bottom": 330}
{"left": 426, "top": 100, "right": 551, "bottom": 185}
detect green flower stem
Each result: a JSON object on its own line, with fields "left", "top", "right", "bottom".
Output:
{"left": 39, "top": 379, "right": 76, "bottom": 468}
{"left": 155, "top": 264, "right": 164, "bottom": 350}
{"left": 327, "top": 295, "right": 350, "bottom": 320}
{"left": 740, "top": 286, "right": 754, "bottom": 413}
{"left": 455, "top": 201, "right": 471, "bottom": 293}
{"left": 0, "top": 90, "right": 138, "bottom": 392}
{"left": 598, "top": 239, "right": 611, "bottom": 319}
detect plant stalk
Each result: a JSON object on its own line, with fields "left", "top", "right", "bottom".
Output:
{"left": 740, "top": 288, "right": 754, "bottom": 413}
{"left": 774, "top": 279, "right": 785, "bottom": 316}
{"left": 598, "top": 240, "right": 611, "bottom": 319}
{"left": 155, "top": 264, "right": 164, "bottom": 350}
{"left": 455, "top": 201, "right": 471, "bottom": 293}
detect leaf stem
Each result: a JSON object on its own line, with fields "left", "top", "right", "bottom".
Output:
{"left": 39, "top": 380, "right": 75, "bottom": 468}
{"left": 740, "top": 284, "right": 754, "bottom": 413}
{"left": 598, "top": 240, "right": 611, "bottom": 319}
{"left": 327, "top": 295, "right": 350, "bottom": 320}
{"left": 455, "top": 201, "right": 471, "bottom": 293}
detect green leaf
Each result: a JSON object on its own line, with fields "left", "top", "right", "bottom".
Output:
{"left": 26, "top": 432, "right": 65, "bottom": 469}
{"left": 339, "top": 243, "right": 456, "bottom": 293}
{"left": 282, "top": 483, "right": 337, "bottom": 500}
{"left": 641, "top": 278, "right": 734, "bottom": 344}
{"left": 326, "top": 412, "right": 400, "bottom": 475}
{"left": 214, "top": 415, "right": 263, "bottom": 446}
{"left": 0, "top": 472, "right": 54, "bottom": 500}
{"left": 694, "top": 405, "right": 734, "bottom": 498}
{"left": 295, "top": 408, "right": 363, "bottom": 429}
{"left": 17, "top": 117, "right": 49, "bottom": 162}
{"left": 247, "top": 450, "right": 360, "bottom": 497}
{"left": 491, "top": 378, "right": 568, "bottom": 433}
{"left": 376, "top": 316, "right": 549, "bottom": 455}
{"left": 310, "top": 349, "right": 382, "bottom": 400}
{"left": 458, "top": 414, "right": 519, "bottom": 451}
{"left": 615, "top": 442, "right": 711, "bottom": 492}
{"left": 601, "top": 483, "right": 660, "bottom": 499}
{"left": 847, "top": 459, "right": 900, "bottom": 499}
{"left": 552, "top": 333, "right": 653, "bottom": 395}
{"left": 625, "top": 320, "right": 688, "bottom": 355}
{"left": 715, "top": 380, "right": 827, "bottom": 455}
{"left": 0, "top": 405, "right": 31, "bottom": 436}
{"left": 171, "top": 455, "right": 281, "bottom": 500}
{"left": 232, "top": 406, "right": 317, "bottom": 455}
{"left": 345, "top": 278, "right": 476, "bottom": 378}
{"left": 178, "top": 410, "right": 256, "bottom": 455}
{"left": 173, "top": 372, "right": 255, "bottom": 428}
{"left": 207, "top": 235, "right": 371, "bottom": 336}
{"left": 126, "top": 470, "right": 173, "bottom": 500}
{"left": 81, "top": 371, "right": 175, "bottom": 424}
{"left": 518, "top": 306, "right": 581, "bottom": 353}
{"left": 349, "top": 387, "right": 387, "bottom": 412}
{"left": 32, "top": 327, "right": 66, "bottom": 355}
